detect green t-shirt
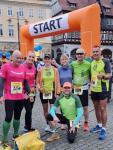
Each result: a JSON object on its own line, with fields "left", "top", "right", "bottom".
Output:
{"left": 54, "top": 93, "right": 82, "bottom": 120}
{"left": 42, "top": 67, "right": 54, "bottom": 93}
{"left": 71, "top": 60, "right": 91, "bottom": 86}
{"left": 91, "top": 59, "right": 110, "bottom": 92}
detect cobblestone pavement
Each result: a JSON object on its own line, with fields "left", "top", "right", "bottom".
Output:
{"left": 0, "top": 94, "right": 113, "bottom": 150}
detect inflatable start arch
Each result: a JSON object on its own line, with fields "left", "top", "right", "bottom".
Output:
{"left": 20, "top": 3, "right": 100, "bottom": 57}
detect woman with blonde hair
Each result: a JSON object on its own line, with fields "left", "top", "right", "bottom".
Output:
{"left": 59, "top": 54, "right": 72, "bottom": 90}
{"left": 58, "top": 54, "right": 73, "bottom": 129}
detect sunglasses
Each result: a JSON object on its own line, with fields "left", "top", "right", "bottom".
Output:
{"left": 93, "top": 51, "right": 99, "bottom": 53}
{"left": 64, "top": 87, "right": 71, "bottom": 89}
{"left": 76, "top": 53, "right": 84, "bottom": 55}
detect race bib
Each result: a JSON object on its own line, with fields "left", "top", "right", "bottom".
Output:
{"left": 74, "top": 86, "right": 83, "bottom": 95}
{"left": 11, "top": 82, "right": 22, "bottom": 94}
{"left": 91, "top": 76, "right": 97, "bottom": 87}
{"left": 43, "top": 92, "right": 52, "bottom": 99}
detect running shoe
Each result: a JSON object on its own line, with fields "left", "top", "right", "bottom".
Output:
{"left": 45, "top": 125, "right": 51, "bottom": 132}
{"left": 90, "top": 125, "right": 102, "bottom": 133}
{"left": 83, "top": 122, "right": 89, "bottom": 132}
{"left": 45, "top": 125, "right": 57, "bottom": 133}
{"left": 23, "top": 127, "right": 29, "bottom": 132}
{"left": 46, "top": 133, "right": 60, "bottom": 142}
{"left": 99, "top": 129, "right": 107, "bottom": 140}
{"left": 23, "top": 127, "right": 35, "bottom": 133}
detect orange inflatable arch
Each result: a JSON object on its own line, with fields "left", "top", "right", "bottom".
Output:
{"left": 20, "top": 3, "right": 100, "bottom": 57}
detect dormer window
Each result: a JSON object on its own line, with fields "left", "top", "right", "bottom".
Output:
{"left": 69, "top": 3, "right": 76, "bottom": 8}
{"left": 67, "top": 0, "right": 77, "bottom": 8}
{"left": 102, "top": 5, "right": 111, "bottom": 13}
{"left": 105, "top": 8, "right": 110, "bottom": 13}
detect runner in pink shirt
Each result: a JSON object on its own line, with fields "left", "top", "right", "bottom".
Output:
{"left": 23, "top": 52, "right": 36, "bottom": 132}
{"left": 1, "top": 61, "right": 25, "bottom": 100}
{"left": 0, "top": 50, "right": 30, "bottom": 144}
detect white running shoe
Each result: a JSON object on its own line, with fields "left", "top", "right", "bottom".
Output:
{"left": 45, "top": 125, "right": 56, "bottom": 133}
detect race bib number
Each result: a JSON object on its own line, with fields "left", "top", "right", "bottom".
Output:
{"left": 11, "top": 82, "right": 22, "bottom": 94}
{"left": 43, "top": 92, "right": 52, "bottom": 99}
{"left": 91, "top": 76, "right": 97, "bottom": 87}
{"left": 74, "top": 86, "right": 83, "bottom": 95}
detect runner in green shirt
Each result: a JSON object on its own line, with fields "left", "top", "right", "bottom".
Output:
{"left": 90, "top": 45, "right": 112, "bottom": 140}
{"left": 46, "top": 82, "right": 83, "bottom": 143}
{"left": 71, "top": 48, "right": 90, "bottom": 132}
{"left": 37, "top": 54, "right": 60, "bottom": 133}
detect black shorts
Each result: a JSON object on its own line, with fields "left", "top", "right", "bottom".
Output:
{"left": 91, "top": 91, "right": 108, "bottom": 101}
{"left": 78, "top": 90, "right": 88, "bottom": 107}
{"left": 40, "top": 92, "right": 56, "bottom": 104}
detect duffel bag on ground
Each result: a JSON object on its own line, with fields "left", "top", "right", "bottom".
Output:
{"left": 14, "top": 130, "right": 45, "bottom": 150}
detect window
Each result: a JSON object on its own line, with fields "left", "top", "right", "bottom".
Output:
{"left": 29, "top": 9, "right": 33, "bottom": 17}
{"left": 111, "top": 19, "right": 113, "bottom": 25}
{"left": 106, "top": 18, "right": 111, "bottom": 25}
{"left": 105, "top": 8, "right": 110, "bottom": 13}
{"left": 52, "top": 1, "right": 62, "bottom": 16}
{"left": 8, "top": 25, "right": 14, "bottom": 37}
{"left": 38, "top": 8, "right": 46, "bottom": 19}
{"left": 69, "top": 3, "right": 76, "bottom": 8}
{"left": 0, "top": 8, "right": 2, "bottom": 16}
{"left": 0, "top": 24, "right": 3, "bottom": 36}
{"left": 8, "top": 7, "right": 13, "bottom": 16}
{"left": 109, "top": 31, "right": 113, "bottom": 40}
{"left": 18, "top": 8, "right": 24, "bottom": 17}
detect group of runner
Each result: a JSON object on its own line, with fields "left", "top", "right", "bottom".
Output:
{"left": 0, "top": 45, "right": 111, "bottom": 145}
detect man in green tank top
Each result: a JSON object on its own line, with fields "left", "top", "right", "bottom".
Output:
{"left": 90, "top": 45, "right": 112, "bottom": 140}
{"left": 46, "top": 82, "right": 83, "bottom": 143}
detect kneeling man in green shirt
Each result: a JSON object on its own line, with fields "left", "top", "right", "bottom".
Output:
{"left": 46, "top": 82, "right": 83, "bottom": 143}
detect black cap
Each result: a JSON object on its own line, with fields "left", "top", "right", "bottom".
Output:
{"left": 44, "top": 54, "right": 51, "bottom": 59}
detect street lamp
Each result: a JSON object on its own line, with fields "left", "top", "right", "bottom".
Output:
{"left": 8, "top": 12, "right": 28, "bottom": 51}
{"left": 17, "top": 12, "right": 20, "bottom": 50}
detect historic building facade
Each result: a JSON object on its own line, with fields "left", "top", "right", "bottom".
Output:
{"left": 51, "top": 0, "right": 113, "bottom": 61}
{"left": 0, "top": 0, "right": 51, "bottom": 55}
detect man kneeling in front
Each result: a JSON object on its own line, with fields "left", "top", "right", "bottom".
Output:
{"left": 46, "top": 82, "right": 83, "bottom": 143}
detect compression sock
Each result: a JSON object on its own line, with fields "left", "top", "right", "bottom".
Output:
{"left": 13, "top": 119, "right": 20, "bottom": 137}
